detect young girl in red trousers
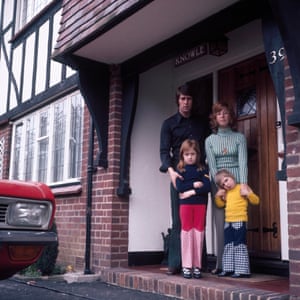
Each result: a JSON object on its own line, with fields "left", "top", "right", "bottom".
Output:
{"left": 176, "top": 139, "right": 211, "bottom": 279}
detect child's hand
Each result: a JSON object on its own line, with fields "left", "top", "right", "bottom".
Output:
{"left": 193, "top": 181, "right": 203, "bottom": 189}
{"left": 179, "top": 190, "right": 196, "bottom": 199}
{"left": 216, "top": 189, "right": 226, "bottom": 201}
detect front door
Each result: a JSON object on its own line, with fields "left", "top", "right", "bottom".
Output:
{"left": 218, "top": 54, "right": 281, "bottom": 259}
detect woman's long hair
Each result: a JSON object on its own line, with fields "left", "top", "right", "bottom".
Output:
{"left": 209, "top": 102, "right": 237, "bottom": 133}
{"left": 177, "top": 139, "right": 204, "bottom": 172}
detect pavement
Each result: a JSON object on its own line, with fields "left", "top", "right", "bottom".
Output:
{"left": 1, "top": 273, "right": 177, "bottom": 300}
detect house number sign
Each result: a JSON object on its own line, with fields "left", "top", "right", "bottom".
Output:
{"left": 268, "top": 47, "right": 285, "bottom": 65}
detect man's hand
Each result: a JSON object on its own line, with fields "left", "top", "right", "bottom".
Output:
{"left": 168, "top": 167, "right": 183, "bottom": 188}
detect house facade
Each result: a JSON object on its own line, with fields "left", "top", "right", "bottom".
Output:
{"left": 1, "top": 0, "right": 300, "bottom": 297}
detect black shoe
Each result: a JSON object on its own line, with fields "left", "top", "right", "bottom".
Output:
{"left": 231, "top": 273, "right": 250, "bottom": 278}
{"left": 211, "top": 268, "right": 222, "bottom": 275}
{"left": 166, "top": 267, "right": 180, "bottom": 275}
{"left": 218, "top": 271, "right": 234, "bottom": 277}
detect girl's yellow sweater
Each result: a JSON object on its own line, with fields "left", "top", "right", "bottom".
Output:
{"left": 215, "top": 184, "right": 259, "bottom": 222}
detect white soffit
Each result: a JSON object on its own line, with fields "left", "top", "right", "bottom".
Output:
{"left": 74, "top": 0, "right": 238, "bottom": 64}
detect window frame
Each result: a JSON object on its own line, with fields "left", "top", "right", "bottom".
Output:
{"left": 10, "top": 91, "right": 84, "bottom": 186}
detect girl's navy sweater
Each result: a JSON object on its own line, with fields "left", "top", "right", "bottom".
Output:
{"left": 176, "top": 165, "right": 211, "bottom": 205}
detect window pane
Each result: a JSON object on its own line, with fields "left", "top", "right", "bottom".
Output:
{"left": 38, "top": 110, "right": 49, "bottom": 182}
{"left": 38, "top": 139, "right": 48, "bottom": 182}
{"left": 0, "top": 137, "right": 5, "bottom": 179}
{"left": 237, "top": 87, "right": 256, "bottom": 117}
{"left": 12, "top": 124, "right": 23, "bottom": 179}
{"left": 24, "top": 117, "right": 35, "bottom": 180}
{"left": 69, "top": 94, "right": 83, "bottom": 178}
{"left": 52, "top": 101, "right": 66, "bottom": 182}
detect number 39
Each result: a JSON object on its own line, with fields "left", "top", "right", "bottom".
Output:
{"left": 269, "top": 47, "right": 285, "bottom": 64}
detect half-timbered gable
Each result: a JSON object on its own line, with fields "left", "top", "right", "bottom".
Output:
{"left": 0, "top": 0, "right": 86, "bottom": 185}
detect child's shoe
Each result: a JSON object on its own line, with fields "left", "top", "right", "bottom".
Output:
{"left": 182, "top": 267, "right": 192, "bottom": 279}
{"left": 193, "top": 267, "right": 202, "bottom": 279}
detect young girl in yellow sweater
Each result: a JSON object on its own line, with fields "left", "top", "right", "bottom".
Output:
{"left": 214, "top": 169, "right": 259, "bottom": 278}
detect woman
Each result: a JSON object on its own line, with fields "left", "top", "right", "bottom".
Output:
{"left": 205, "top": 102, "right": 249, "bottom": 275}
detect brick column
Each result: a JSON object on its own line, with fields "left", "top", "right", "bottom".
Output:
{"left": 91, "top": 65, "right": 129, "bottom": 273}
{"left": 285, "top": 60, "right": 300, "bottom": 298}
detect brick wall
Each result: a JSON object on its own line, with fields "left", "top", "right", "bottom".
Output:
{"left": 55, "top": 104, "right": 90, "bottom": 271}
{"left": 91, "top": 64, "right": 129, "bottom": 272}
{"left": 285, "top": 60, "right": 300, "bottom": 298}
{"left": 56, "top": 64, "right": 129, "bottom": 273}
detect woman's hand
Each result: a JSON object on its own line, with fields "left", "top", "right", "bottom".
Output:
{"left": 240, "top": 183, "right": 252, "bottom": 197}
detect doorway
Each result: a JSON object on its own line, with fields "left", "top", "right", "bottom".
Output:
{"left": 218, "top": 54, "right": 281, "bottom": 259}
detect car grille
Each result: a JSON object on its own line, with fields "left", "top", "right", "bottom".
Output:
{"left": 0, "top": 203, "right": 8, "bottom": 223}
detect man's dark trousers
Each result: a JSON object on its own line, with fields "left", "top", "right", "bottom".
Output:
{"left": 168, "top": 183, "right": 181, "bottom": 271}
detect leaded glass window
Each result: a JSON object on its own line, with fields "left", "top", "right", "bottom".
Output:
{"left": 0, "top": 137, "right": 5, "bottom": 179}
{"left": 10, "top": 91, "right": 84, "bottom": 185}
{"left": 38, "top": 109, "right": 49, "bottom": 182}
{"left": 237, "top": 88, "right": 256, "bottom": 117}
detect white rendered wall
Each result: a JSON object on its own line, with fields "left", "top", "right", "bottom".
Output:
{"left": 128, "top": 60, "right": 175, "bottom": 251}
{"left": 128, "top": 20, "right": 288, "bottom": 259}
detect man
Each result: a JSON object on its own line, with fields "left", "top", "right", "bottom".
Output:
{"left": 159, "top": 83, "right": 208, "bottom": 275}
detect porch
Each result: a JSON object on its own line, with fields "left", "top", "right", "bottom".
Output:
{"left": 101, "top": 265, "right": 290, "bottom": 300}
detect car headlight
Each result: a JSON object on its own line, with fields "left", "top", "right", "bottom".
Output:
{"left": 7, "top": 202, "right": 52, "bottom": 229}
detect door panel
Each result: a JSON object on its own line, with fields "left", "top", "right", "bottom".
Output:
{"left": 218, "top": 54, "right": 281, "bottom": 259}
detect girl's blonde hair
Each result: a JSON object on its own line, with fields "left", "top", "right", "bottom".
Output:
{"left": 177, "top": 139, "right": 203, "bottom": 172}
{"left": 215, "top": 169, "right": 235, "bottom": 187}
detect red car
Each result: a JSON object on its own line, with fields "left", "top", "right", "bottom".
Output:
{"left": 0, "top": 180, "right": 57, "bottom": 279}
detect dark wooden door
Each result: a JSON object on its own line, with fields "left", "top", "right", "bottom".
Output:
{"left": 218, "top": 54, "right": 281, "bottom": 259}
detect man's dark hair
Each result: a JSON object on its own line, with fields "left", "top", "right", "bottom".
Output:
{"left": 175, "top": 83, "right": 193, "bottom": 105}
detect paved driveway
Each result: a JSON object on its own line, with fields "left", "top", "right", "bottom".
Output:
{"left": 0, "top": 278, "right": 177, "bottom": 300}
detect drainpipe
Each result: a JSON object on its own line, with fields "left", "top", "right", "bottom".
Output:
{"left": 84, "top": 117, "right": 95, "bottom": 274}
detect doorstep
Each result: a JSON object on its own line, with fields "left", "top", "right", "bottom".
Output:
{"left": 100, "top": 266, "right": 290, "bottom": 300}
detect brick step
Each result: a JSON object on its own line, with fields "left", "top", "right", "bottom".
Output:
{"left": 101, "top": 267, "right": 290, "bottom": 300}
